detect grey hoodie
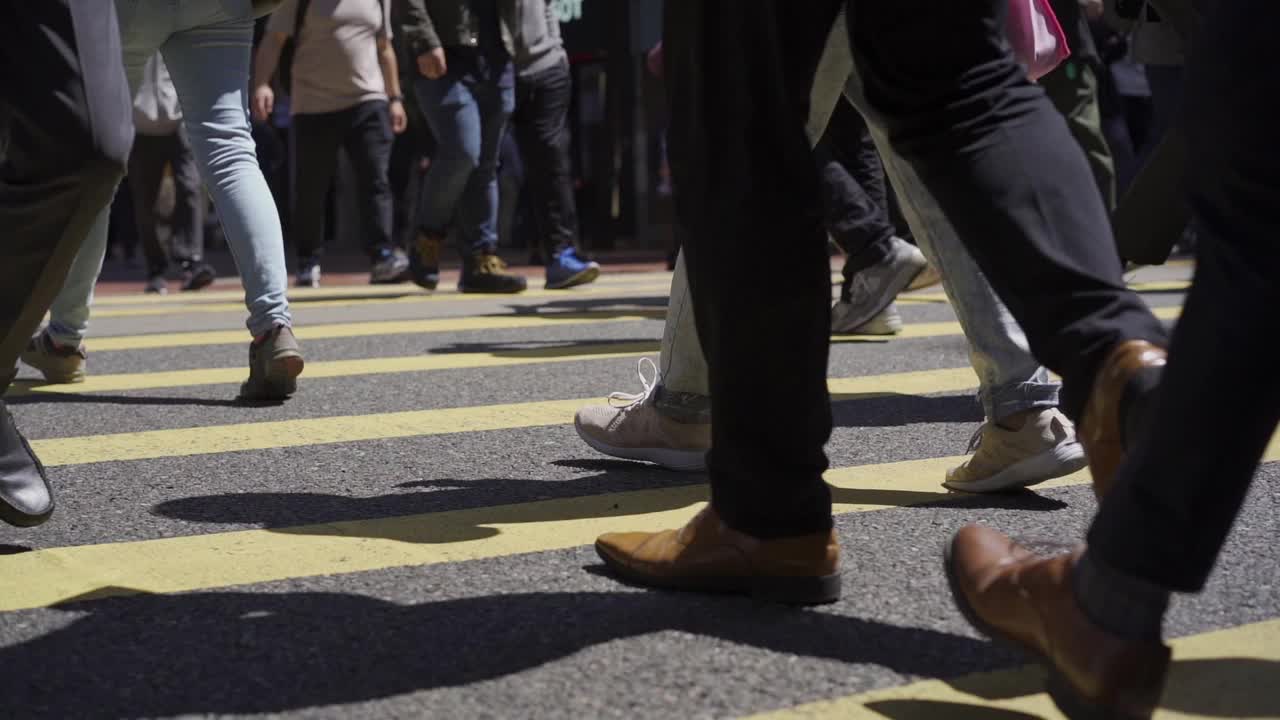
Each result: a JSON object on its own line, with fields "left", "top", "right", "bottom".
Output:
{"left": 513, "top": 0, "right": 568, "bottom": 77}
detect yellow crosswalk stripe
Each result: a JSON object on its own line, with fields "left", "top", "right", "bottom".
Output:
{"left": 0, "top": 454, "right": 1081, "bottom": 612}
{"left": 87, "top": 309, "right": 667, "bottom": 351}
{"left": 8, "top": 432, "right": 1276, "bottom": 614}
{"left": 89, "top": 280, "right": 675, "bottom": 318}
{"left": 12, "top": 342, "right": 663, "bottom": 395}
{"left": 26, "top": 367, "right": 982, "bottom": 466}
{"left": 746, "top": 618, "right": 1280, "bottom": 719}
{"left": 63, "top": 305, "right": 1186, "bottom": 353}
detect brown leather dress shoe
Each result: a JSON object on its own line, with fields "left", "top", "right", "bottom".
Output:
{"left": 594, "top": 506, "right": 840, "bottom": 605}
{"left": 945, "top": 525, "right": 1171, "bottom": 720}
{"left": 1079, "top": 340, "right": 1167, "bottom": 499}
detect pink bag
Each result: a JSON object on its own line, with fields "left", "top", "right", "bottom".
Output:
{"left": 1006, "top": 0, "right": 1071, "bottom": 81}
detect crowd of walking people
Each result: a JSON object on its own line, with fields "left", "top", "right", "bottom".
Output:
{"left": 2, "top": 0, "right": 1273, "bottom": 718}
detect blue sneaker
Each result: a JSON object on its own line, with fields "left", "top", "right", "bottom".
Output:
{"left": 545, "top": 247, "right": 601, "bottom": 289}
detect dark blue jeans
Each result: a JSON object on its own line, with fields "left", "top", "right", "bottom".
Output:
{"left": 413, "top": 48, "right": 514, "bottom": 256}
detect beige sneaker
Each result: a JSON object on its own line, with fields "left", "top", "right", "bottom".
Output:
{"left": 907, "top": 262, "right": 942, "bottom": 291}
{"left": 943, "top": 408, "right": 1087, "bottom": 493}
{"left": 574, "top": 358, "right": 710, "bottom": 472}
{"left": 19, "top": 331, "right": 86, "bottom": 384}
{"left": 238, "top": 325, "right": 305, "bottom": 402}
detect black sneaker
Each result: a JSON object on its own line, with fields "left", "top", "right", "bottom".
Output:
{"left": 144, "top": 274, "right": 169, "bottom": 294}
{"left": 459, "top": 252, "right": 528, "bottom": 294}
{"left": 0, "top": 399, "right": 54, "bottom": 528}
{"left": 409, "top": 232, "right": 441, "bottom": 290}
{"left": 180, "top": 262, "right": 217, "bottom": 291}
{"left": 239, "top": 325, "right": 305, "bottom": 402}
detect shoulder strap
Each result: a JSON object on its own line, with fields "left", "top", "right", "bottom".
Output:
{"left": 293, "top": 0, "right": 314, "bottom": 37}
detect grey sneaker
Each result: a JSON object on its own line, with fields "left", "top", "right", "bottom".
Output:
{"left": 836, "top": 302, "right": 903, "bottom": 336}
{"left": 20, "top": 331, "right": 86, "bottom": 384}
{"left": 239, "top": 325, "right": 305, "bottom": 401}
{"left": 943, "top": 408, "right": 1087, "bottom": 493}
{"left": 832, "top": 237, "right": 927, "bottom": 333}
{"left": 370, "top": 247, "right": 410, "bottom": 284}
{"left": 0, "top": 399, "right": 54, "bottom": 528}
{"left": 574, "top": 358, "right": 710, "bottom": 471}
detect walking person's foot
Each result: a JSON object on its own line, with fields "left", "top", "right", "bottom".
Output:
{"left": 296, "top": 259, "right": 321, "bottom": 288}
{"left": 0, "top": 398, "right": 55, "bottom": 528}
{"left": 945, "top": 525, "right": 1171, "bottom": 719}
{"left": 831, "top": 237, "right": 926, "bottom": 334}
{"left": 1078, "top": 340, "right": 1167, "bottom": 499}
{"left": 370, "top": 246, "right": 411, "bottom": 284}
{"left": 409, "top": 232, "right": 441, "bottom": 290}
{"left": 595, "top": 505, "right": 841, "bottom": 605}
{"left": 458, "top": 251, "right": 527, "bottom": 294}
{"left": 238, "top": 325, "right": 305, "bottom": 402}
{"left": 144, "top": 274, "right": 169, "bottom": 294}
{"left": 19, "top": 330, "right": 86, "bottom": 384}
{"left": 545, "top": 247, "right": 600, "bottom": 289}
{"left": 574, "top": 359, "right": 710, "bottom": 471}
{"left": 180, "top": 262, "right": 217, "bottom": 291}
{"left": 943, "top": 408, "right": 1087, "bottom": 493}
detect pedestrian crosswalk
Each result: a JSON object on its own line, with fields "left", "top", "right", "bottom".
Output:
{"left": 3, "top": 267, "right": 1274, "bottom": 719}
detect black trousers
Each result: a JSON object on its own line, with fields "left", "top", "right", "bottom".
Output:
{"left": 0, "top": 0, "right": 132, "bottom": 383}
{"left": 130, "top": 128, "right": 205, "bottom": 277}
{"left": 815, "top": 99, "right": 895, "bottom": 294}
{"left": 511, "top": 59, "right": 580, "bottom": 258}
{"left": 1089, "top": 1, "right": 1280, "bottom": 593}
{"left": 666, "top": 0, "right": 1167, "bottom": 538}
{"left": 290, "top": 100, "right": 395, "bottom": 261}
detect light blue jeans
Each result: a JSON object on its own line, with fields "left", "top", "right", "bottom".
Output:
{"left": 47, "top": 0, "right": 290, "bottom": 344}
{"left": 656, "top": 12, "right": 1059, "bottom": 424}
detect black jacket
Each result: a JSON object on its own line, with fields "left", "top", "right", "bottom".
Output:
{"left": 400, "top": 0, "right": 515, "bottom": 58}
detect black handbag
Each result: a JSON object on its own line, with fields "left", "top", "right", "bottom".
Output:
{"left": 277, "top": 0, "right": 314, "bottom": 94}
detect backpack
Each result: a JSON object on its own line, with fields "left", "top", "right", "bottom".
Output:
{"left": 277, "top": 0, "right": 314, "bottom": 94}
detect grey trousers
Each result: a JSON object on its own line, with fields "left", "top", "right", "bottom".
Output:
{"left": 0, "top": 0, "right": 133, "bottom": 385}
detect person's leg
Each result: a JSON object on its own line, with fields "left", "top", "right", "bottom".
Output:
{"left": 1040, "top": 60, "right": 1118, "bottom": 210}
{"left": 414, "top": 55, "right": 484, "bottom": 245}
{"left": 1085, "top": 0, "right": 1280, "bottom": 596}
{"left": 289, "top": 111, "right": 343, "bottom": 271}
{"left": 44, "top": 210, "right": 109, "bottom": 349}
{"left": 342, "top": 100, "right": 396, "bottom": 259}
{"left": 847, "top": 0, "right": 1168, "bottom": 423}
{"left": 160, "top": 12, "right": 292, "bottom": 338}
{"left": 166, "top": 125, "right": 207, "bottom": 273}
{"left": 129, "top": 133, "right": 172, "bottom": 281}
{"left": 454, "top": 58, "right": 525, "bottom": 293}
{"left": 0, "top": 0, "right": 132, "bottom": 527}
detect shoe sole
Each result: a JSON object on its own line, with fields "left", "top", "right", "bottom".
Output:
{"left": 942, "top": 540, "right": 1151, "bottom": 720}
{"left": 595, "top": 542, "right": 841, "bottom": 606}
{"left": 457, "top": 284, "right": 527, "bottom": 294}
{"left": 942, "top": 442, "right": 1088, "bottom": 494}
{"left": 545, "top": 265, "right": 601, "bottom": 290}
{"left": 832, "top": 258, "right": 927, "bottom": 333}
{"left": 574, "top": 417, "right": 707, "bottom": 472}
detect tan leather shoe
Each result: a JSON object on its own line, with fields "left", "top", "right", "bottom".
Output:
{"left": 595, "top": 506, "right": 840, "bottom": 605}
{"left": 945, "top": 525, "right": 1170, "bottom": 720}
{"left": 1079, "top": 340, "right": 1167, "bottom": 499}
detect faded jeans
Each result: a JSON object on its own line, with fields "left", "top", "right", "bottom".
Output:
{"left": 655, "top": 12, "right": 1059, "bottom": 424}
{"left": 47, "top": 0, "right": 291, "bottom": 344}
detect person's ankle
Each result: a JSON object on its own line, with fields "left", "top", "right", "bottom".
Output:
{"left": 1072, "top": 551, "right": 1170, "bottom": 642}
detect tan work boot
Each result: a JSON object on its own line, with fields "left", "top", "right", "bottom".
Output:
{"left": 944, "top": 408, "right": 1087, "bottom": 493}
{"left": 238, "top": 325, "right": 305, "bottom": 402}
{"left": 596, "top": 505, "right": 841, "bottom": 605}
{"left": 19, "top": 331, "right": 86, "bottom": 384}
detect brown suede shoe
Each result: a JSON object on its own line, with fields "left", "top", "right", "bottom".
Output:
{"left": 1079, "top": 340, "right": 1167, "bottom": 499}
{"left": 594, "top": 506, "right": 840, "bottom": 605}
{"left": 945, "top": 525, "right": 1171, "bottom": 720}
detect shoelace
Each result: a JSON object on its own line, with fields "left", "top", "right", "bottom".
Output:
{"left": 608, "top": 357, "right": 661, "bottom": 411}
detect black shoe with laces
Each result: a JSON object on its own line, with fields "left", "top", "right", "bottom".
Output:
{"left": 459, "top": 251, "right": 527, "bottom": 294}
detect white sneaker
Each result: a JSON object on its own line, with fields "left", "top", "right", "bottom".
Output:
{"left": 574, "top": 358, "right": 710, "bottom": 472}
{"left": 943, "top": 408, "right": 1087, "bottom": 493}
{"left": 832, "top": 237, "right": 927, "bottom": 333}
